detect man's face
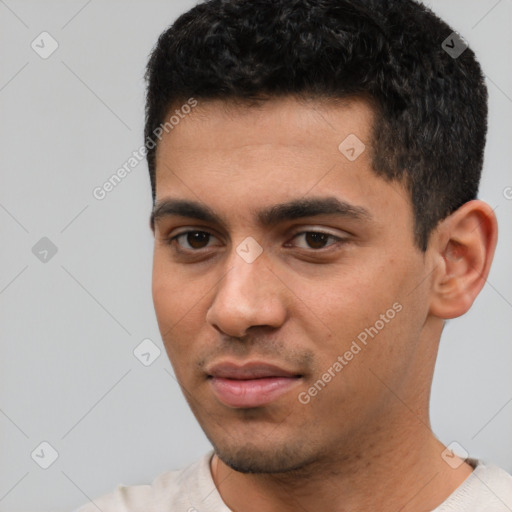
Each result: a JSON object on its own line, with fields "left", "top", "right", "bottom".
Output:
{"left": 151, "top": 97, "right": 435, "bottom": 473}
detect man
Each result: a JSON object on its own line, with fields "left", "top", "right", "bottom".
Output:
{"left": 76, "top": 0, "right": 512, "bottom": 510}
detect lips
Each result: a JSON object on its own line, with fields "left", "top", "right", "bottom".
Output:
{"left": 207, "top": 361, "right": 302, "bottom": 408}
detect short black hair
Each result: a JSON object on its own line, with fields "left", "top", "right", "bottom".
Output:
{"left": 144, "top": 0, "right": 488, "bottom": 251}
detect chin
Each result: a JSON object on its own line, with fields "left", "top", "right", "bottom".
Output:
{"left": 211, "top": 440, "right": 316, "bottom": 474}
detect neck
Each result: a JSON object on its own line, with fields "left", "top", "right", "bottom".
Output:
{"left": 210, "top": 413, "right": 473, "bottom": 512}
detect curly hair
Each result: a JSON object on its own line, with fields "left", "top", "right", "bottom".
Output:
{"left": 144, "top": 0, "right": 488, "bottom": 251}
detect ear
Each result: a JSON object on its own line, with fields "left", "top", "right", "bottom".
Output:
{"left": 428, "top": 200, "right": 498, "bottom": 319}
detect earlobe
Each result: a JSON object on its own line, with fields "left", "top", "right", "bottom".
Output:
{"left": 429, "top": 200, "right": 498, "bottom": 319}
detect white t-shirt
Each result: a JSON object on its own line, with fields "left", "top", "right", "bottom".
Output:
{"left": 73, "top": 451, "right": 512, "bottom": 512}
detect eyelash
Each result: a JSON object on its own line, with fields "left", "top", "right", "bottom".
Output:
{"left": 165, "top": 229, "right": 345, "bottom": 254}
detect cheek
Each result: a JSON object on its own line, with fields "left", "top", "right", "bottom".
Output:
{"left": 151, "top": 256, "right": 210, "bottom": 362}
{"left": 293, "top": 265, "right": 392, "bottom": 337}
{"left": 152, "top": 252, "right": 193, "bottom": 320}
{"left": 297, "top": 257, "right": 420, "bottom": 368}
{"left": 152, "top": 278, "right": 195, "bottom": 379}
{"left": 152, "top": 261, "right": 176, "bottom": 328}
{"left": 152, "top": 259, "right": 190, "bottom": 346}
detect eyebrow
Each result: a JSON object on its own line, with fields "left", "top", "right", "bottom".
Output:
{"left": 150, "top": 196, "right": 372, "bottom": 231}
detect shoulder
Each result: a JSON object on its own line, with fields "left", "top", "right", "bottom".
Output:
{"left": 435, "top": 459, "right": 512, "bottom": 511}
{"left": 72, "top": 451, "right": 218, "bottom": 512}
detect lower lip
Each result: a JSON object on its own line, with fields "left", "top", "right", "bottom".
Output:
{"left": 209, "top": 376, "right": 301, "bottom": 408}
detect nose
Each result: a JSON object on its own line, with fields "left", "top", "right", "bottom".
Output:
{"left": 205, "top": 248, "right": 288, "bottom": 339}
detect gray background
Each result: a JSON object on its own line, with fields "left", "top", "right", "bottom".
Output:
{"left": 0, "top": 1, "right": 510, "bottom": 511}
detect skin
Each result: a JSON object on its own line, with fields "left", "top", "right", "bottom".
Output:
{"left": 150, "top": 96, "right": 497, "bottom": 511}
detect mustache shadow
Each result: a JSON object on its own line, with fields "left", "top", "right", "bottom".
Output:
{"left": 195, "top": 336, "right": 315, "bottom": 372}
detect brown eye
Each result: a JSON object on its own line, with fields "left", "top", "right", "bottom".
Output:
{"left": 291, "top": 231, "right": 342, "bottom": 250}
{"left": 169, "top": 230, "right": 215, "bottom": 250}
{"left": 186, "top": 231, "right": 211, "bottom": 249}
{"left": 304, "top": 232, "right": 330, "bottom": 249}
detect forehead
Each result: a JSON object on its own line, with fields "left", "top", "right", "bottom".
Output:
{"left": 156, "top": 96, "right": 375, "bottom": 156}
{"left": 152, "top": 96, "right": 411, "bottom": 235}
{"left": 154, "top": 96, "right": 375, "bottom": 193}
